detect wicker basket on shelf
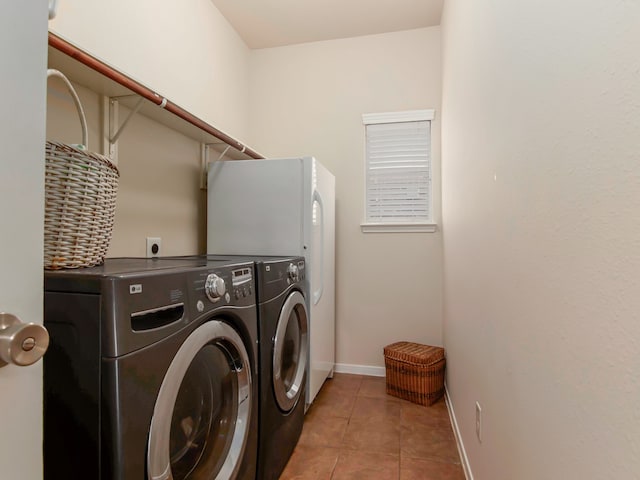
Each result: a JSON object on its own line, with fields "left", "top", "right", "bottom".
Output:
{"left": 44, "top": 69, "right": 119, "bottom": 270}
{"left": 384, "top": 341, "right": 446, "bottom": 406}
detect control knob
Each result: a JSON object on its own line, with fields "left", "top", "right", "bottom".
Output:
{"left": 205, "top": 274, "right": 226, "bottom": 302}
{"left": 287, "top": 263, "right": 300, "bottom": 282}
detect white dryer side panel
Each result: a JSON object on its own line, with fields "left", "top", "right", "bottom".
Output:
{"left": 207, "top": 159, "right": 305, "bottom": 256}
{"left": 306, "top": 159, "right": 336, "bottom": 405}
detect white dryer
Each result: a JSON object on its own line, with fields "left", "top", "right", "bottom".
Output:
{"left": 207, "top": 156, "right": 335, "bottom": 407}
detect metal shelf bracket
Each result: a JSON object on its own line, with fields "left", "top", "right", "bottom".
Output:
{"left": 200, "top": 143, "right": 231, "bottom": 190}
{"left": 102, "top": 94, "right": 145, "bottom": 165}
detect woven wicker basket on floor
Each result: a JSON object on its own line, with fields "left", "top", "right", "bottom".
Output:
{"left": 44, "top": 70, "right": 119, "bottom": 270}
{"left": 384, "top": 341, "right": 446, "bottom": 406}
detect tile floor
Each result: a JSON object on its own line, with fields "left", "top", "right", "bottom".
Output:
{"left": 279, "top": 373, "right": 465, "bottom": 480}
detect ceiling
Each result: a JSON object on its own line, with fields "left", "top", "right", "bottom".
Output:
{"left": 210, "top": 0, "right": 444, "bottom": 49}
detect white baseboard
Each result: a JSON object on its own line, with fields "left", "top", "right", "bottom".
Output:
{"left": 445, "top": 384, "right": 474, "bottom": 480}
{"left": 333, "top": 363, "right": 386, "bottom": 377}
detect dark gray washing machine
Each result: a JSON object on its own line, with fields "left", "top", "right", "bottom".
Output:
{"left": 253, "top": 256, "right": 309, "bottom": 480}
{"left": 164, "top": 255, "right": 309, "bottom": 479}
{"left": 43, "top": 257, "right": 259, "bottom": 480}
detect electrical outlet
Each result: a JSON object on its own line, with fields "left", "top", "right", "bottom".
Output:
{"left": 476, "top": 401, "right": 482, "bottom": 443}
{"left": 146, "top": 237, "right": 162, "bottom": 257}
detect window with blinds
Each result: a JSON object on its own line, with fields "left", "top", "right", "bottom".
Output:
{"left": 362, "top": 110, "right": 434, "bottom": 232}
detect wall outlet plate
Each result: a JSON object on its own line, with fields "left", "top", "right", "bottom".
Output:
{"left": 146, "top": 237, "right": 162, "bottom": 257}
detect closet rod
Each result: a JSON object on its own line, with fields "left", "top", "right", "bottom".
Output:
{"left": 48, "top": 32, "right": 264, "bottom": 160}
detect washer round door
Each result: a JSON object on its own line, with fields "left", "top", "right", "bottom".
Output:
{"left": 147, "top": 320, "right": 252, "bottom": 480}
{"left": 273, "top": 291, "right": 309, "bottom": 412}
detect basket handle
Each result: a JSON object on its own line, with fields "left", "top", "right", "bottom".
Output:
{"left": 47, "top": 69, "right": 88, "bottom": 149}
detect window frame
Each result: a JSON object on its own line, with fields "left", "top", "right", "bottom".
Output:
{"left": 361, "top": 109, "right": 437, "bottom": 233}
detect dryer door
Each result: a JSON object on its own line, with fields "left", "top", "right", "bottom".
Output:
{"left": 147, "top": 320, "right": 251, "bottom": 480}
{"left": 273, "top": 291, "right": 309, "bottom": 412}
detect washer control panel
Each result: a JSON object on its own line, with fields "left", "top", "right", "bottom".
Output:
{"left": 204, "top": 273, "right": 226, "bottom": 302}
{"left": 232, "top": 267, "right": 253, "bottom": 300}
{"left": 190, "top": 262, "right": 255, "bottom": 312}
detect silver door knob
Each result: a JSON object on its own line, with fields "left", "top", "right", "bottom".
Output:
{"left": 0, "top": 313, "right": 49, "bottom": 367}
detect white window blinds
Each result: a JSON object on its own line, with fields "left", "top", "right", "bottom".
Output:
{"left": 363, "top": 111, "right": 433, "bottom": 225}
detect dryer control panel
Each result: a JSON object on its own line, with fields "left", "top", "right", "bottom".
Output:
{"left": 257, "top": 257, "right": 306, "bottom": 303}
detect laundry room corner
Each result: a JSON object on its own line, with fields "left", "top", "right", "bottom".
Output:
{"left": 247, "top": 27, "right": 444, "bottom": 372}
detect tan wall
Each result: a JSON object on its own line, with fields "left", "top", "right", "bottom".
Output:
{"left": 46, "top": 81, "right": 204, "bottom": 257}
{"left": 441, "top": 0, "right": 640, "bottom": 478}
{"left": 47, "top": 5, "right": 443, "bottom": 369}
{"left": 49, "top": 0, "right": 251, "bottom": 143}
{"left": 47, "top": 0, "right": 251, "bottom": 256}
{"left": 248, "top": 28, "right": 443, "bottom": 369}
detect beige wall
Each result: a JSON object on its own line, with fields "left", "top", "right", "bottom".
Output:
{"left": 248, "top": 28, "right": 443, "bottom": 369}
{"left": 442, "top": 0, "right": 640, "bottom": 478}
{"left": 47, "top": 6, "right": 444, "bottom": 370}
{"left": 49, "top": 0, "right": 251, "bottom": 143}
{"left": 47, "top": 0, "right": 251, "bottom": 256}
{"left": 46, "top": 80, "right": 205, "bottom": 256}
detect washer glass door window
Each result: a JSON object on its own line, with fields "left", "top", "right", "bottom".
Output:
{"left": 273, "top": 291, "right": 309, "bottom": 412}
{"left": 148, "top": 320, "right": 251, "bottom": 480}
